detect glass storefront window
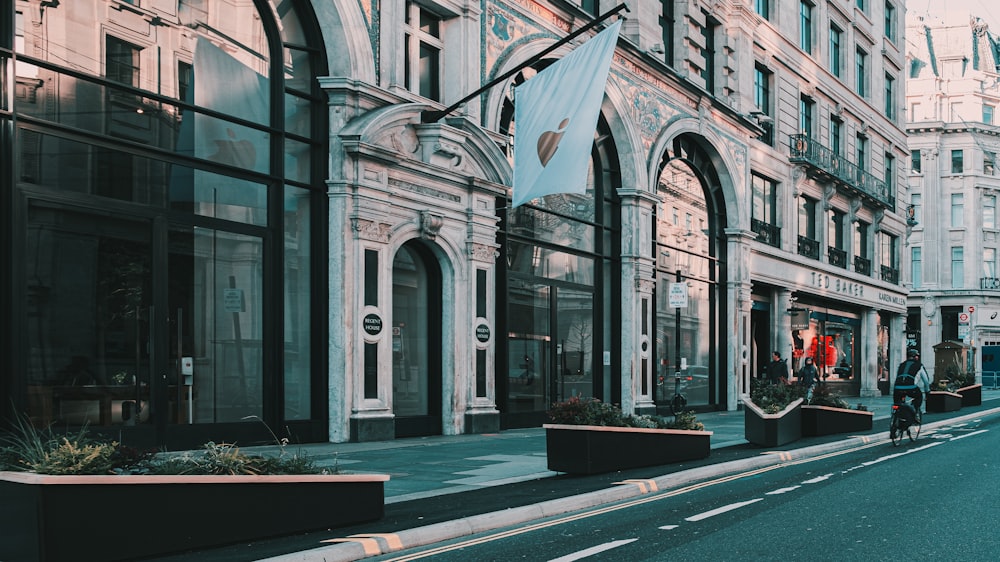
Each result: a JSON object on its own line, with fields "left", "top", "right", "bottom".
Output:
{"left": 792, "top": 311, "right": 859, "bottom": 382}
{"left": 17, "top": 129, "right": 268, "bottom": 225}
{"left": 284, "top": 188, "right": 311, "bottom": 420}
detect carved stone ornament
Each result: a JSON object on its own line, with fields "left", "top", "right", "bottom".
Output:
{"left": 470, "top": 242, "right": 498, "bottom": 263}
{"left": 923, "top": 295, "right": 936, "bottom": 318}
{"left": 352, "top": 218, "right": 392, "bottom": 243}
{"left": 420, "top": 211, "right": 444, "bottom": 241}
{"left": 635, "top": 278, "right": 655, "bottom": 293}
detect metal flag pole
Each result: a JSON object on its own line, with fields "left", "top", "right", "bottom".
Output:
{"left": 420, "top": 3, "right": 628, "bottom": 123}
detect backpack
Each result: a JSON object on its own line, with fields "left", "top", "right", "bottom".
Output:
{"left": 894, "top": 360, "right": 919, "bottom": 387}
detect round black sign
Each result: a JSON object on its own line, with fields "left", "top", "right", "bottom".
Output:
{"left": 363, "top": 313, "right": 383, "bottom": 336}
{"left": 476, "top": 323, "right": 491, "bottom": 343}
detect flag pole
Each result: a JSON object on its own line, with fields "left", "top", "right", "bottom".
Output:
{"left": 420, "top": 3, "right": 628, "bottom": 124}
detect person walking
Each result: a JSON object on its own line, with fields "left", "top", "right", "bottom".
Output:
{"left": 798, "top": 356, "right": 818, "bottom": 401}
{"left": 766, "top": 351, "right": 788, "bottom": 384}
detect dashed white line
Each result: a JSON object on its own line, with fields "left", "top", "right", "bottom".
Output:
{"left": 548, "top": 539, "right": 638, "bottom": 562}
{"left": 658, "top": 525, "right": 680, "bottom": 530}
{"left": 685, "top": 499, "right": 764, "bottom": 522}
{"left": 766, "top": 485, "right": 802, "bottom": 495}
{"left": 802, "top": 473, "right": 834, "bottom": 484}
{"left": 950, "top": 429, "right": 988, "bottom": 441}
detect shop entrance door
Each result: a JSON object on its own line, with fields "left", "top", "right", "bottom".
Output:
{"left": 506, "top": 280, "right": 594, "bottom": 418}
{"left": 23, "top": 201, "right": 265, "bottom": 445}
{"left": 391, "top": 242, "right": 443, "bottom": 438}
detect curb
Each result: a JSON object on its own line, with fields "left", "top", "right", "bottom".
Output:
{"left": 260, "top": 405, "right": 1000, "bottom": 562}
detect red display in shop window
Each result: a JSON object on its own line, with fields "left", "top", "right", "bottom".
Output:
{"left": 807, "top": 336, "right": 838, "bottom": 368}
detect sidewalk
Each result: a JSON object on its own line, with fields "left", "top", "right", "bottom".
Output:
{"left": 243, "top": 390, "right": 1000, "bottom": 504}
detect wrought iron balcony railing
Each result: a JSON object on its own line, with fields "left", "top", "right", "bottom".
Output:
{"left": 982, "top": 277, "right": 1000, "bottom": 290}
{"left": 751, "top": 218, "right": 781, "bottom": 248}
{"left": 828, "top": 247, "right": 848, "bottom": 269}
{"left": 798, "top": 236, "right": 820, "bottom": 259}
{"left": 881, "top": 265, "right": 899, "bottom": 284}
{"left": 789, "top": 134, "right": 895, "bottom": 210}
{"left": 854, "top": 256, "right": 871, "bottom": 276}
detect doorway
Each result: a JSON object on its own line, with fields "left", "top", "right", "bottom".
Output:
{"left": 23, "top": 200, "right": 265, "bottom": 445}
{"left": 392, "top": 241, "right": 443, "bottom": 438}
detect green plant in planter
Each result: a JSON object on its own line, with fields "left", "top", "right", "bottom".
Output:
{"left": 749, "top": 379, "right": 806, "bottom": 414}
{"left": 0, "top": 413, "right": 325, "bottom": 475}
{"left": 807, "top": 383, "right": 852, "bottom": 409}
{"left": 547, "top": 396, "right": 704, "bottom": 431}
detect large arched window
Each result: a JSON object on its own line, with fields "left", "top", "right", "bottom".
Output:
{"left": 3, "top": 0, "right": 327, "bottom": 447}
{"left": 496, "top": 65, "right": 621, "bottom": 426}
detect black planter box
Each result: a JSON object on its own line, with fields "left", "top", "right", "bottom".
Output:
{"left": 543, "top": 424, "right": 713, "bottom": 475}
{"left": 926, "top": 391, "right": 963, "bottom": 413}
{"left": 743, "top": 397, "right": 803, "bottom": 447}
{"left": 957, "top": 384, "right": 982, "bottom": 407}
{"left": 0, "top": 472, "right": 388, "bottom": 562}
{"left": 800, "top": 405, "right": 874, "bottom": 437}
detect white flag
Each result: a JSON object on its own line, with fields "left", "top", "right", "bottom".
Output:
{"left": 512, "top": 20, "right": 621, "bottom": 208}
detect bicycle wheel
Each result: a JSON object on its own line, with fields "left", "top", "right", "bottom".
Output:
{"left": 670, "top": 393, "right": 687, "bottom": 416}
{"left": 889, "top": 414, "right": 903, "bottom": 446}
{"left": 909, "top": 417, "right": 921, "bottom": 441}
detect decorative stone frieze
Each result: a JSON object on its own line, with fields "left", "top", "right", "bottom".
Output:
{"left": 352, "top": 218, "right": 392, "bottom": 243}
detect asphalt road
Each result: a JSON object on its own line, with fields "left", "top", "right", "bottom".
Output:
{"left": 367, "top": 415, "right": 1000, "bottom": 561}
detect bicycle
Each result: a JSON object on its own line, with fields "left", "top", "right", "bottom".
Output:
{"left": 669, "top": 372, "right": 689, "bottom": 416}
{"left": 889, "top": 395, "right": 921, "bottom": 446}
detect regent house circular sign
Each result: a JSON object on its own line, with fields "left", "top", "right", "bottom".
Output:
{"left": 363, "top": 313, "right": 383, "bottom": 336}
{"left": 476, "top": 323, "right": 491, "bottom": 343}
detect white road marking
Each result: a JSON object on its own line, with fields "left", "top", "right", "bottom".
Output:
{"left": 685, "top": 499, "right": 764, "bottom": 522}
{"left": 548, "top": 539, "right": 638, "bottom": 562}
{"left": 950, "top": 429, "right": 988, "bottom": 441}
{"left": 658, "top": 525, "right": 679, "bottom": 530}
{"left": 802, "top": 473, "right": 834, "bottom": 484}
{"left": 766, "top": 485, "right": 801, "bottom": 495}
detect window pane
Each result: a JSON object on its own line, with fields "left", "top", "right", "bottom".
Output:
{"left": 284, "top": 188, "right": 311, "bottom": 420}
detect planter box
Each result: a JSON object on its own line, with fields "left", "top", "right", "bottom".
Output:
{"left": 543, "top": 424, "right": 713, "bottom": 475}
{"left": 0, "top": 471, "right": 389, "bottom": 562}
{"left": 926, "top": 390, "right": 963, "bottom": 413}
{"left": 800, "top": 405, "right": 874, "bottom": 437}
{"left": 957, "top": 384, "right": 982, "bottom": 407}
{"left": 743, "top": 397, "right": 803, "bottom": 447}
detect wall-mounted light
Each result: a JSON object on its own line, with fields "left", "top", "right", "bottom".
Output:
{"left": 906, "top": 204, "right": 918, "bottom": 226}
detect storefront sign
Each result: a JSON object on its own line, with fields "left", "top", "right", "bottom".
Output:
{"left": 476, "top": 323, "right": 491, "bottom": 343}
{"left": 877, "top": 291, "right": 906, "bottom": 306}
{"left": 223, "top": 288, "right": 245, "bottom": 312}
{"left": 810, "top": 272, "right": 864, "bottom": 297}
{"left": 363, "top": 313, "right": 383, "bottom": 336}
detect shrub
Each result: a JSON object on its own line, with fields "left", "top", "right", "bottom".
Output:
{"left": 0, "top": 413, "right": 323, "bottom": 476}
{"left": 807, "top": 383, "right": 850, "bottom": 409}
{"left": 749, "top": 379, "right": 806, "bottom": 414}
{"left": 547, "top": 396, "right": 704, "bottom": 431}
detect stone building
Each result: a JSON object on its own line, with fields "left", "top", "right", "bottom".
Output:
{"left": 905, "top": 10, "right": 1000, "bottom": 385}
{"left": 0, "top": 0, "right": 909, "bottom": 447}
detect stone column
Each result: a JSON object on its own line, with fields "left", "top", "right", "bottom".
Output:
{"left": 619, "top": 189, "right": 659, "bottom": 415}
{"left": 860, "top": 309, "right": 881, "bottom": 397}
{"left": 726, "top": 228, "right": 755, "bottom": 410}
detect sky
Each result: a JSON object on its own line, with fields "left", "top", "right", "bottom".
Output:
{"left": 916, "top": 0, "right": 1000, "bottom": 32}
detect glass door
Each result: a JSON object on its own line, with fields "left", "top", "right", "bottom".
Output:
{"left": 25, "top": 203, "right": 153, "bottom": 429}
{"left": 168, "top": 225, "right": 264, "bottom": 425}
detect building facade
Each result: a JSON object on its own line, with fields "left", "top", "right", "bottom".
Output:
{"left": 905, "top": 10, "right": 1000, "bottom": 386}
{"left": 1, "top": 0, "right": 909, "bottom": 448}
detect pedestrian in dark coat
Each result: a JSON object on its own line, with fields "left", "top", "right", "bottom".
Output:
{"left": 766, "top": 351, "right": 787, "bottom": 384}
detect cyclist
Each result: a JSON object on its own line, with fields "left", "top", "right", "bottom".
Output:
{"left": 893, "top": 348, "right": 931, "bottom": 422}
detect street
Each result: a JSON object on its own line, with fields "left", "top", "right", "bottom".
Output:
{"left": 368, "top": 415, "right": 1000, "bottom": 561}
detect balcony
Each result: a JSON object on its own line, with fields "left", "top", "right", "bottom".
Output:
{"left": 789, "top": 134, "right": 895, "bottom": 210}
{"left": 751, "top": 218, "right": 781, "bottom": 248}
{"left": 881, "top": 265, "right": 899, "bottom": 284}
{"left": 828, "top": 246, "right": 847, "bottom": 269}
{"left": 982, "top": 277, "right": 1000, "bottom": 290}
{"left": 854, "top": 256, "right": 871, "bottom": 276}
{"left": 798, "top": 236, "right": 820, "bottom": 259}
